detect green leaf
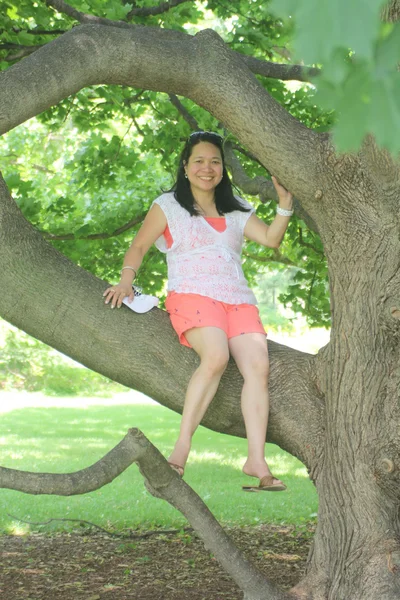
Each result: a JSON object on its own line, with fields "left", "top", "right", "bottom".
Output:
{"left": 271, "top": 0, "right": 383, "bottom": 64}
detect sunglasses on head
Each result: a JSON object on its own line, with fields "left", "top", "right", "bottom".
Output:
{"left": 189, "top": 131, "right": 223, "bottom": 140}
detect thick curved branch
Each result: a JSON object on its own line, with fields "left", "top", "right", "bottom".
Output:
{"left": 0, "top": 428, "right": 142, "bottom": 495}
{"left": 0, "top": 24, "right": 323, "bottom": 205}
{"left": 0, "top": 428, "right": 290, "bottom": 600}
{"left": 0, "top": 174, "right": 325, "bottom": 471}
{"left": 43, "top": 0, "right": 319, "bottom": 82}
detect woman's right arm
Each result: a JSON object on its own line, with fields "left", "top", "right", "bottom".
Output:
{"left": 103, "top": 203, "right": 167, "bottom": 308}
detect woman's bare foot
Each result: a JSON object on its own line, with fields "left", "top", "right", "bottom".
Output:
{"left": 242, "top": 459, "right": 284, "bottom": 487}
{"left": 168, "top": 440, "right": 191, "bottom": 475}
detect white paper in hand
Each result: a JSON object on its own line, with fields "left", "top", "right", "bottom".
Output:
{"left": 122, "top": 287, "right": 159, "bottom": 314}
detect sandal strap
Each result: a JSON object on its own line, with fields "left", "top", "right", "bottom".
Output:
{"left": 259, "top": 475, "right": 275, "bottom": 488}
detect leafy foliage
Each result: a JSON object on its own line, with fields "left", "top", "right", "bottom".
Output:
{"left": 6, "top": 0, "right": 391, "bottom": 326}
{"left": 270, "top": 1, "right": 400, "bottom": 153}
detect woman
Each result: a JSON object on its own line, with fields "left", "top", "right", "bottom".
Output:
{"left": 104, "top": 131, "right": 293, "bottom": 491}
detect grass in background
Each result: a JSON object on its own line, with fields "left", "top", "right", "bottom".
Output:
{"left": 0, "top": 399, "right": 318, "bottom": 535}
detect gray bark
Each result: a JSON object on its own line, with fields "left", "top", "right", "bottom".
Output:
{"left": 294, "top": 152, "right": 400, "bottom": 599}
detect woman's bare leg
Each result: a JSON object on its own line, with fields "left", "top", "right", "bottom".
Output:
{"left": 168, "top": 327, "right": 229, "bottom": 471}
{"left": 228, "top": 333, "right": 283, "bottom": 485}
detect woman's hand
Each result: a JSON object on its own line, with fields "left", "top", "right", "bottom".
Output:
{"left": 103, "top": 283, "right": 134, "bottom": 309}
{"left": 272, "top": 175, "right": 293, "bottom": 211}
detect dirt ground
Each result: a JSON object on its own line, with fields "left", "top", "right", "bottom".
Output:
{"left": 0, "top": 523, "right": 313, "bottom": 599}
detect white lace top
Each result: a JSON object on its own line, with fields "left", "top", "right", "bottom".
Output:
{"left": 152, "top": 192, "right": 257, "bottom": 305}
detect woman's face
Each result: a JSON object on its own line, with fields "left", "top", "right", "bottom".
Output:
{"left": 184, "top": 141, "right": 223, "bottom": 196}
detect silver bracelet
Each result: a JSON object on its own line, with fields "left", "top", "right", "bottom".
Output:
{"left": 277, "top": 206, "right": 294, "bottom": 217}
{"left": 121, "top": 266, "right": 137, "bottom": 278}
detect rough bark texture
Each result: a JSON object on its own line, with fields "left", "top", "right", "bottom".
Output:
{"left": 1, "top": 23, "right": 400, "bottom": 600}
{"left": 294, "top": 146, "right": 400, "bottom": 600}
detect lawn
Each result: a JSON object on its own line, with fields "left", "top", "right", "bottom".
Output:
{"left": 0, "top": 393, "right": 318, "bottom": 534}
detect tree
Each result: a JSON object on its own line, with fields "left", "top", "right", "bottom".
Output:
{"left": 0, "top": 1, "right": 399, "bottom": 599}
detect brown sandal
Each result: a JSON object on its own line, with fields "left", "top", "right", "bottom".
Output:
{"left": 242, "top": 474, "right": 286, "bottom": 492}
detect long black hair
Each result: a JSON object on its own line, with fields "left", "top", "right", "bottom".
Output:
{"left": 167, "top": 131, "right": 250, "bottom": 216}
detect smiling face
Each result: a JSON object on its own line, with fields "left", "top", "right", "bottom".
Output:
{"left": 184, "top": 141, "right": 223, "bottom": 197}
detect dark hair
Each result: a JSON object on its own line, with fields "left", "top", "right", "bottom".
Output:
{"left": 167, "top": 131, "right": 250, "bottom": 216}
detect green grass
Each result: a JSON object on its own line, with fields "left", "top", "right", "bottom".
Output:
{"left": 0, "top": 399, "right": 318, "bottom": 534}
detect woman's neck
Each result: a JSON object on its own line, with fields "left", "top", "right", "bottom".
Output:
{"left": 192, "top": 190, "right": 216, "bottom": 215}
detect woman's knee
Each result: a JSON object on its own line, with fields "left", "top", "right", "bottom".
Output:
{"left": 200, "top": 349, "right": 229, "bottom": 376}
{"left": 242, "top": 352, "right": 270, "bottom": 381}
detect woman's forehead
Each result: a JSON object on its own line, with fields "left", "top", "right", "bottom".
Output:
{"left": 189, "top": 141, "right": 222, "bottom": 159}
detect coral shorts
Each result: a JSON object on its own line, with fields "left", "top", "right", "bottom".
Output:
{"left": 165, "top": 292, "right": 266, "bottom": 348}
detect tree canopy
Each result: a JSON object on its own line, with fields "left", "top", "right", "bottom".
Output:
{"left": 0, "top": 0, "right": 345, "bottom": 327}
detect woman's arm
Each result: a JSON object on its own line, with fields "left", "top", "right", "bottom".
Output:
{"left": 244, "top": 176, "right": 293, "bottom": 249}
{"left": 104, "top": 203, "right": 167, "bottom": 308}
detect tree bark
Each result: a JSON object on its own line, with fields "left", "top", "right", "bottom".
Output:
{"left": 294, "top": 153, "right": 400, "bottom": 599}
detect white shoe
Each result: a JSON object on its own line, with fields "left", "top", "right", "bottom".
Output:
{"left": 122, "top": 287, "right": 159, "bottom": 313}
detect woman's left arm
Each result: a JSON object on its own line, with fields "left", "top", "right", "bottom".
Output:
{"left": 244, "top": 176, "right": 293, "bottom": 249}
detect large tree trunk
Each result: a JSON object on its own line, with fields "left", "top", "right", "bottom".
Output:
{"left": 1, "top": 23, "right": 400, "bottom": 600}
{"left": 295, "top": 152, "right": 400, "bottom": 599}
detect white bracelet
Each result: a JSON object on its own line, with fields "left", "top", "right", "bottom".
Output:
{"left": 277, "top": 206, "right": 294, "bottom": 217}
{"left": 121, "top": 266, "right": 137, "bottom": 278}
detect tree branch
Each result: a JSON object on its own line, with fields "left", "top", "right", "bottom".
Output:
{"left": 0, "top": 43, "right": 43, "bottom": 61}
{"left": 0, "top": 428, "right": 290, "bottom": 600}
{"left": 14, "top": 27, "right": 67, "bottom": 35}
{"left": 127, "top": 0, "right": 194, "bottom": 18}
{"left": 0, "top": 429, "right": 140, "bottom": 495}
{"left": 41, "top": 212, "right": 146, "bottom": 241}
{"left": 168, "top": 94, "right": 200, "bottom": 130}
{"left": 44, "top": 0, "right": 132, "bottom": 28}
{"left": 4, "top": 13, "right": 321, "bottom": 82}
{"left": 0, "top": 24, "right": 323, "bottom": 205}
{"left": 243, "top": 249, "right": 296, "bottom": 267}
{"left": 240, "top": 55, "right": 320, "bottom": 82}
